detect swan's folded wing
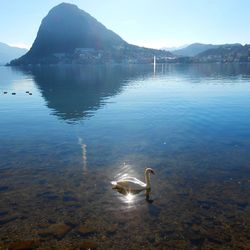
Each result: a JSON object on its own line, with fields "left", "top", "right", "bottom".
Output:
{"left": 119, "top": 177, "right": 146, "bottom": 187}
{"left": 111, "top": 180, "right": 138, "bottom": 190}
{"left": 113, "top": 178, "right": 146, "bottom": 191}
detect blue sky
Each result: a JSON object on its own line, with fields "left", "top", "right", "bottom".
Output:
{"left": 1, "top": 0, "right": 250, "bottom": 49}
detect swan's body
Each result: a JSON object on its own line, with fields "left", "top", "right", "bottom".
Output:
{"left": 111, "top": 168, "right": 155, "bottom": 193}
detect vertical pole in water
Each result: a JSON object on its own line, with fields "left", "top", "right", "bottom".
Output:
{"left": 153, "top": 56, "right": 156, "bottom": 75}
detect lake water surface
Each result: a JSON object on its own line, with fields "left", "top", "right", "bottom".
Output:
{"left": 0, "top": 64, "right": 250, "bottom": 249}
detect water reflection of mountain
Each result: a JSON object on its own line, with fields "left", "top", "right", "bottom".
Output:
{"left": 16, "top": 65, "right": 153, "bottom": 122}
{"left": 13, "top": 63, "right": 250, "bottom": 122}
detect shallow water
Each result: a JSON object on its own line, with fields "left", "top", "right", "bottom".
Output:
{"left": 0, "top": 64, "right": 250, "bottom": 249}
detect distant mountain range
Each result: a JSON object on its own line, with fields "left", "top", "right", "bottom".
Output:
{"left": 10, "top": 3, "right": 172, "bottom": 65}
{"left": 167, "top": 43, "right": 241, "bottom": 57}
{"left": 171, "top": 43, "right": 220, "bottom": 57}
{"left": 161, "top": 43, "right": 250, "bottom": 63}
{"left": 195, "top": 44, "right": 250, "bottom": 63}
{"left": 0, "top": 42, "right": 27, "bottom": 65}
{"left": 161, "top": 45, "right": 188, "bottom": 52}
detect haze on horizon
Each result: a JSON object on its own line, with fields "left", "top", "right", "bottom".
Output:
{"left": 1, "top": 0, "right": 250, "bottom": 50}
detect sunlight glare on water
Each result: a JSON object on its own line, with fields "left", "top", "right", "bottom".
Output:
{"left": 125, "top": 192, "right": 135, "bottom": 203}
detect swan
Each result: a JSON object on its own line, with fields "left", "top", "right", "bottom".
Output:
{"left": 111, "top": 168, "right": 155, "bottom": 194}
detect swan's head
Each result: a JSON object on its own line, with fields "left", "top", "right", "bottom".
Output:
{"left": 145, "top": 168, "right": 155, "bottom": 175}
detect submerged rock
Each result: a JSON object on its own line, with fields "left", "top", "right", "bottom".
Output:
{"left": 76, "top": 224, "right": 97, "bottom": 237}
{"left": 7, "top": 240, "right": 39, "bottom": 250}
{"left": 38, "top": 223, "right": 71, "bottom": 240}
{"left": 79, "top": 239, "right": 97, "bottom": 250}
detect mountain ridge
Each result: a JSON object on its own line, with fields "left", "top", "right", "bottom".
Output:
{"left": 28, "top": 2, "right": 126, "bottom": 56}
{"left": 171, "top": 43, "right": 240, "bottom": 57}
{"left": 10, "top": 3, "right": 172, "bottom": 65}
{"left": 195, "top": 44, "right": 250, "bottom": 62}
{"left": 0, "top": 42, "right": 27, "bottom": 65}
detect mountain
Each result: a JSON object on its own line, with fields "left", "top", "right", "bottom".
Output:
{"left": 171, "top": 43, "right": 243, "bottom": 58}
{"left": 10, "top": 3, "right": 172, "bottom": 65}
{"left": 161, "top": 44, "right": 188, "bottom": 52}
{"left": 0, "top": 42, "right": 27, "bottom": 65}
{"left": 195, "top": 44, "right": 250, "bottom": 63}
{"left": 28, "top": 3, "right": 126, "bottom": 56}
{"left": 172, "top": 43, "right": 221, "bottom": 57}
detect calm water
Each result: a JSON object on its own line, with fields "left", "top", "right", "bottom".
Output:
{"left": 0, "top": 64, "right": 250, "bottom": 249}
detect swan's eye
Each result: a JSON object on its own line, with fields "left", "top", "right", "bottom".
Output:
{"left": 151, "top": 170, "right": 155, "bottom": 175}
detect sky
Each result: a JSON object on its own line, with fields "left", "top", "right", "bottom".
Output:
{"left": 1, "top": 0, "right": 250, "bottom": 49}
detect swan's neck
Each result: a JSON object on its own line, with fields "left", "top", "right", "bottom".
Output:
{"left": 145, "top": 171, "right": 151, "bottom": 189}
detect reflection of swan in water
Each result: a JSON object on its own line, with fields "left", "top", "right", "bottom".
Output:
{"left": 111, "top": 168, "right": 155, "bottom": 198}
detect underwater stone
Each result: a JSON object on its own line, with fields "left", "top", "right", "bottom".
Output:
{"left": 8, "top": 240, "right": 39, "bottom": 250}
{"left": 76, "top": 224, "right": 97, "bottom": 237}
{"left": 79, "top": 239, "right": 97, "bottom": 250}
{"left": 39, "top": 223, "right": 71, "bottom": 240}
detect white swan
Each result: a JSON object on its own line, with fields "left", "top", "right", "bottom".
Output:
{"left": 111, "top": 168, "right": 155, "bottom": 194}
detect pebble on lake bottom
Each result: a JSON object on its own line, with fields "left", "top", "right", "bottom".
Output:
{"left": 79, "top": 239, "right": 97, "bottom": 250}
{"left": 38, "top": 223, "right": 71, "bottom": 240}
{"left": 11, "top": 93, "right": 16, "bottom": 95}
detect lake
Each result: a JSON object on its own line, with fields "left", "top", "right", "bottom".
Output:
{"left": 0, "top": 63, "right": 250, "bottom": 249}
